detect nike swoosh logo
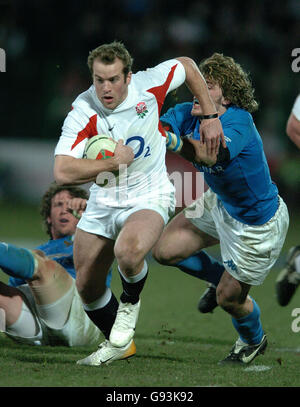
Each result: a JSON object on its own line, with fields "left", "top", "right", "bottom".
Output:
{"left": 241, "top": 345, "right": 263, "bottom": 364}
{"left": 101, "top": 356, "right": 115, "bottom": 364}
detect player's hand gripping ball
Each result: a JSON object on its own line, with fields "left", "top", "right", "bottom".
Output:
{"left": 83, "top": 134, "right": 116, "bottom": 160}
{"left": 83, "top": 134, "right": 118, "bottom": 187}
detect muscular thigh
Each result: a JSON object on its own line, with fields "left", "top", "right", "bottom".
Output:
{"left": 153, "top": 210, "right": 219, "bottom": 264}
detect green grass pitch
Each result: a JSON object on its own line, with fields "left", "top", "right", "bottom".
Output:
{"left": 0, "top": 201, "right": 300, "bottom": 388}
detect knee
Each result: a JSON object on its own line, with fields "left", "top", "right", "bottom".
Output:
{"left": 152, "top": 244, "right": 174, "bottom": 265}
{"left": 152, "top": 236, "right": 179, "bottom": 265}
{"left": 33, "top": 249, "right": 46, "bottom": 258}
{"left": 32, "top": 256, "right": 65, "bottom": 284}
{"left": 114, "top": 240, "right": 145, "bottom": 271}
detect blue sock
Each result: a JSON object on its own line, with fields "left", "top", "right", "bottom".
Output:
{"left": 175, "top": 251, "right": 224, "bottom": 286}
{"left": 0, "top": 242, "right": 36, "bottom": 280}
{"left": 232, "top": 298, "right": 264, "bottom": 345}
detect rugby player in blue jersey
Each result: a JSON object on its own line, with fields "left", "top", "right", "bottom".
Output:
{"left": 0, "top": 183, "right": 115, "bottom": 351}
{"left": 154, "top": 53, "right": 289, "bottom": 364}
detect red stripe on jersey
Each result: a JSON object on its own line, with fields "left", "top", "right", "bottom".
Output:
{"left": 147, "top": 64, "right": 178, "bottom": 138}
{"left": 71, "top": 114, "right": 98, "bottom": 150}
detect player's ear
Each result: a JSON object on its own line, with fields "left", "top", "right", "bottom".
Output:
{"left": 126, "top": 71, "right": 132, "bottom": 85}
{"left": 222, "top": 96, "right": 231, "bottom": 106}
{"left": 47, "top": 216, "right": 51, "bottom": 226}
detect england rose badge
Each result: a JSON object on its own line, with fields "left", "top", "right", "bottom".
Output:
{"left": 136, "top": 102, "right": 148, "bottom": 119}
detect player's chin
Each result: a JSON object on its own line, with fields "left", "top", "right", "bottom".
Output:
{"left": 102, "top": 98, "right": 115, "bottom": 108}
{"left": 58, "top": 223, "right": 75, "bottom": 236}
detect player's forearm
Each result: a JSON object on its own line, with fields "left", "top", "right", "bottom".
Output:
{"left": 54, "top": 155, "right": 119, "bottom": 185}
{"left": 165, "top": 130, "right": 196, "bottom": 162}
{"left": 176, "top": 57, "right": 217, "bottom": 115}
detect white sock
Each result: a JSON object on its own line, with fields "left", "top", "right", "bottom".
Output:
{"left": 6, "top": 301, "right": 39, "bottom": 337}
{"left": 118, "top": 260, "right": 148, "bottom": 283}
{"left": 36, "top": 284, "right": 74, "bottom": 329}
{"left": 83, "top": 287, "right": 112, "bottom": 311}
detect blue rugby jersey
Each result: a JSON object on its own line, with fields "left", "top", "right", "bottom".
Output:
{"left": 161, "top": 103, "right": 278, "bottom": 225}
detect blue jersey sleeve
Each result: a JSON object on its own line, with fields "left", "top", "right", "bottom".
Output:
{"left": 221, "top": 108, "right": 254, "bottom": 159}
{"left": 160, "top": 102, "right": 197, "bottom": 137}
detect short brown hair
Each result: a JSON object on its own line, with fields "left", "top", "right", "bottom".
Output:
{"left": 199, "top": 53, "right": 259, "bottom": 113}
{"left": 40, "top": 182, "right": 88, "bottom": 238}
{"left": 87, "top": 41, "right": 133, "bottom": 78}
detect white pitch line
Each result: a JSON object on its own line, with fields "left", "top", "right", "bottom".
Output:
{"left": 274, "top": 347, "right": 300, "bottom": 353}
{"left": 244, "top": 365, "right": 272, "bottom": 372}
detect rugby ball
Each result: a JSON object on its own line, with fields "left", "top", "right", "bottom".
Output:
{"left": 83, "top": 134, "right": 116, "bottom": 160}
{"left": 83, "top": 134, "right": 118, "bottom": 187}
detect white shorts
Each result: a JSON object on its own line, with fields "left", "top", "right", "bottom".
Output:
{"left": 5, "top": 281, "right": 101, "bottom": 346}
{"left": 184, "top": 189, "right": 289, "bottom": 285}
{"left": 78, "top": 190, "right": 176, "bottom": 240}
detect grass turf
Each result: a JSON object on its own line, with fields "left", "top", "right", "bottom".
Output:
{"left": 0, "top": 261, "right": 300, "bottom": 388}
{"left": 0, "top": 201, "right": 300, "bottom": 389}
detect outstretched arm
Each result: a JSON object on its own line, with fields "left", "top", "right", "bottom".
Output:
{"left": 176, "top": 57, "right": 226, "bottom": 155}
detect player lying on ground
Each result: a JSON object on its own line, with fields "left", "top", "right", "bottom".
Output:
{"left": 0, "top": 183, "right": 120, "bottom": 356}
{"left": 154, "top": 53, "right": 289, "bottom": 365}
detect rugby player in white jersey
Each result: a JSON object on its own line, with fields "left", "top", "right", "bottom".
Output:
{"left": 276, "top": 94, "right": 300, "bottom": 306}
{"left": 54, "top": 41, "right": 224, "bottom": 366}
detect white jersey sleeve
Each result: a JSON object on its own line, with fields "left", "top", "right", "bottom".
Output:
{"left": 54, "top": 91, "right": 98, "bottom": 158}
{"left": 292, "top": 94, "right": 300, "bottom": 121}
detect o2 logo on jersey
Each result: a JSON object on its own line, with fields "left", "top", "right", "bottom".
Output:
{"left": 291, "top": 48, "right": 300, "bottom": 73}
{"left": 126, "top": 136, "right": 151, "bottom": 159}
{"left": 291, "top": 308, "right": 300, "bottom": 333}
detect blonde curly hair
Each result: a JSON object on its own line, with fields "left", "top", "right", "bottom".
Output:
{"left": 199, "top": 53, "right": 259, "bottom": 113}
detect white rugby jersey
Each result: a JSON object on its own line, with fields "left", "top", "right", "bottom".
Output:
{"left": 55, "top": 59, "right": 186, "bottom": 206}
